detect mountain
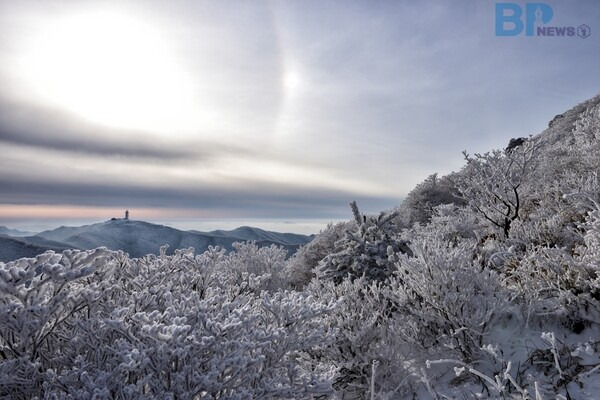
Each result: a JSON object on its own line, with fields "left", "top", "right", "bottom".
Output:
{"left": 204, "top": 226, "right": 314, "bottom": 245}
{"left": 0, "top": 226, "right": 36, "bottom": 237}
{"left": 33, "top": 219, "right": 313, "bottom": 259}
{"left": 0, "top": 234, "right": 76, "bottom": 262}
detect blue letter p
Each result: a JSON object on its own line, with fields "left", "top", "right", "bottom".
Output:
{"left": 525, "top": 3, "right": 553, "bottom": 36}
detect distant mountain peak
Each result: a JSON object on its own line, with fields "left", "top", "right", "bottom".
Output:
{"left": 28, "top": 220, "right": 313, "bottom": 260}
{"left": 0, "top": 226, "right": 36, "bottom": 237}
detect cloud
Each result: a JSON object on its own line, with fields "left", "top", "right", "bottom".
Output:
{"left": 0, "top": 175, "right": 398, "bottom": 219}
{"left": 0, "top": 97, "right": 254, "bottom": 161}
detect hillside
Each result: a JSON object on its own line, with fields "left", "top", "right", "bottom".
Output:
{"left": 34, "top": 219, "right": 312, "bottom": 258}
{"left": 0, "top": 226, "right": 36, "bottom": 237}
{"left": 0, "top": 235, "right": 75, "bottom": 262}
{"left": 206, "top": 226, "right": 314, "bottom": 245}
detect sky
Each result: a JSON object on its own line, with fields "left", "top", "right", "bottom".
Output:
{"left": 0, "top": 0, "right": 599, "bottom": 234}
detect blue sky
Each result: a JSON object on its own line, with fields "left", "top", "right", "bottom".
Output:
{"left": 0, "top": 0, "right": 599, "bottom": 233}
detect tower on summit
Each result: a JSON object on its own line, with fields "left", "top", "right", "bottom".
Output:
{"left": 125, "top": 210, "right": 129, "bottom": 220}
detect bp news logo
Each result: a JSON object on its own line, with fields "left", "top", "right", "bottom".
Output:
{"left": 496, "top": 3, "right": 590, "bottom": 38}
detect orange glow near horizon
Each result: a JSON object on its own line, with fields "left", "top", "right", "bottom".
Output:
{"left": 0, "top": 204, "right": 215, "bottom": 220}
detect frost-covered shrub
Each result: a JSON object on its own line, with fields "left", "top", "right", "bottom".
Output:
{"left": 410, "top": 203, "right": 483, "bottom": 244}
{"left": 389, "top": 235, "right": 510, "bottom": 360}
{"left": 54, "top": 288, "right": 335, "bottom": 399}
{"left": 502, "top": 246, "right": 588, "bottom": 323}
{"left": 318, "top": 202, "right": 410, "bottom": 284}
{"left": 0, "top": 248, "right": 113, "bottom": 396}
{"left": 306, "top": 278, "right": 410, "bottom": 399}
{"left": 400, "top": 173, "right": 464, "bottom": 226}
{"left": 579, "top": 206, "right": 600, "bottom": 272}
{"left": 497, "top": 182, "right": 600, "bottom": 329}
{"left": 308, "top": 228, "right": 511, "bottom": 398}
{"left": 217, "top": 241, "right": 289, "bottom": 293}
{"left": 282, "top": 221, "right": 352, "bottom": 290}
{"left": 506, "top": 170, "right": 599, "bottom": 253}
{"left": 0, "top": 246, "right": 337, "bottom": 399}
{"left": 502, "top": 218, "right": 600, "bottom": 331}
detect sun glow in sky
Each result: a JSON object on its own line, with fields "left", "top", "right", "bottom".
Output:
{"left": 0, "top": 1, "right": 599, "bottom": 233}
{"left": 15, "top": 10, "right": 199, "bottom": 134}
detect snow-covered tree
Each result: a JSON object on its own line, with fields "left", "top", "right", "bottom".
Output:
{"left": 454, "top": 140, "right": 537, "bottom": 238}
{"left": 318, "top": 202, "right": 410, "bottom": 284}
{"left": 282, "top": 222, "right": 352, "bottom": 290}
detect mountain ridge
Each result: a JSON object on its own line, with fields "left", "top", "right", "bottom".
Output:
{"left": 0, "top": 219, "right": 313, "bottom": 261}
{"left": 0, "top": 234, "right": 77, "bottom": 262}
{"left": 0, "top": 226, "right": 36, "bottom": 237}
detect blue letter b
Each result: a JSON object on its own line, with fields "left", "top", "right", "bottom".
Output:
{"left": 496, "top": 3, "right": 523, "bottom": 36}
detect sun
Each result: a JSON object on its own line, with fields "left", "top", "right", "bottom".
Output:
{"left": 16, "top": 9, "right": 197, "bottom": 133}
{"left": 282, "top": 70, "right": 302, "bottom": 93}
